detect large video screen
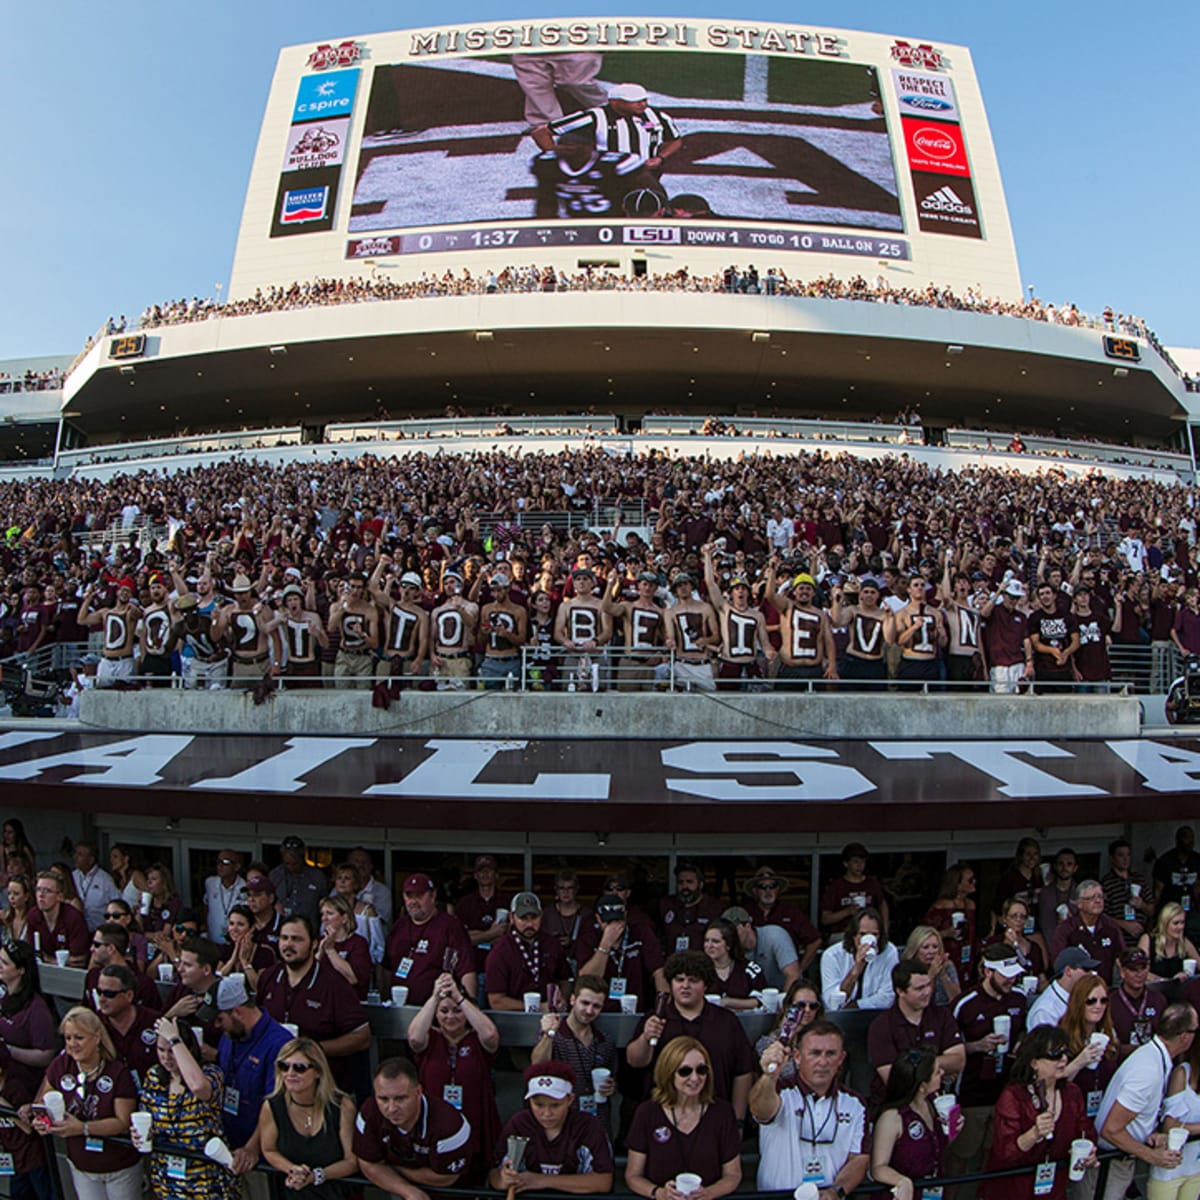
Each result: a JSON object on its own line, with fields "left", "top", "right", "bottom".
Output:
{"left": 348, "top": 50, "right": 902, "bottom": 233}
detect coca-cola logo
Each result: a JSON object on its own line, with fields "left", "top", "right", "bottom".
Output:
{"left": 913, "top": 127, "right": 957, "bottom": 158}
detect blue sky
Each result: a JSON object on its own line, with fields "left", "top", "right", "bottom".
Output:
{"left": 4, "top": 2, "right": 1196, "bottom": 359}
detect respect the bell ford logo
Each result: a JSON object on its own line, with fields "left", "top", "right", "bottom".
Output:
{"left": 308, "top": 40, "right": 362, "bottom": 70}
{"left": 891, "top": 41, "right": 945, "bottom": 70}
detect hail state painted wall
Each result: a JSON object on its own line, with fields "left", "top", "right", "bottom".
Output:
{"left": 228, "top": 18, "right": 1020, "bottom": 302}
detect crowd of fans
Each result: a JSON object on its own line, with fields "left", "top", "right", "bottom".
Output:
{"left": 82, "top": 266, "right": 1189, "bottom": 387}
{"left": 1, "top": 445, "right": 1199, "bottom": 696}
{"left": 0, "top": 368, "right": 64, "bottom": 394}
{"left": 1, "top": 827, "right": 1199, "bottom": 1200}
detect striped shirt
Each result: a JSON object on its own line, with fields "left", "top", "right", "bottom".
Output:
{"left": 550, "top": 103, "right": 681, "bottom": 160}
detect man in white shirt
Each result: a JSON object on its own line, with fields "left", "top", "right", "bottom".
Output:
{"left": 203, "top": 848, "right": 248, "bottom": 943}
{"left": 71, "top": 841, "right": 120, "bottom": 931}
{"left": 751, "top": 1020, "right": 869, "bottom": 1198}
{"left": 1097, "top": 1003, "right": 1198, "bottom": 1200}
{"left": 1027, "top": 946, "right": 1097, "bottom": 1029}
{"left": 347, "top": 847, "right": 392, "bottom": 926}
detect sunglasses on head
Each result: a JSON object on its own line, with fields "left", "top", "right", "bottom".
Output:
{"left": 676, "top": 1064, "right": 709, "bottom": 1078}
{"left": 278, "top": 1061, "right": 314, "bottom": 1074}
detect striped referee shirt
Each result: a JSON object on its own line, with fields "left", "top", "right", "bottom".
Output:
{"left": 550, "top": 103, "right": 681, "bottom": 160}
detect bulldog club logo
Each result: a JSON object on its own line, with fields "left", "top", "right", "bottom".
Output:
{"left": 308, "top": 41, "right": 362, "bottom": 70}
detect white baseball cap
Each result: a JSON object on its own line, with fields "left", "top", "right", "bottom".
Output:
{"left": 609, "top": 83, "right": 648, "bottom": 102}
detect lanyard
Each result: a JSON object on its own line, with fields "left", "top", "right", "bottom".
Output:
{"left": 611, "top": 930, "right": 630, "bottom": 977}
{"left": 798, "top": 1091, "right": 838, "bottom": 1147}
{"left": 1115, "top": 987, "right": 1148, "bottom": 1022}
{"left": 513, "top": 931, "right": 542, "bottom": 983}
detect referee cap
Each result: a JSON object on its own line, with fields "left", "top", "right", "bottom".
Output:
{"left": 609, "top": 82, "right": 649, "bottom": 102}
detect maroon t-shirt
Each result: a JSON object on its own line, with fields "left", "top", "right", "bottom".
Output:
{"left": 331, "top": 933, "right": 373, "bottom": 1000}
{"left": 415, "top": 1028, "right": 500, "bottom": 1172}
{"left": 574, "top": 917, "right": 665, "bottom": 1012}
{"left": 0, "top": 1072, "right": 43, "bottom": 1174}
{"left": 492, "top": 1107, "right": 613, "bottom": 1176}
{"left": 627, "top": 1098, "right": 742, "bottom": 1187}
{"left": 100, "top": 1005, "right": 162, "bottom": 1086}
{"left": 658, "top": 894, "right": 724, "bottom": 955}
{"left": 712, "top": 960, "right": 764, "bottom": 1000}
{"left": 23, "top": 905, "right": 89, "bottom": 963}
{"left": 483, "top": 931, "right": 567, "bottom": 1003}
{"left": 1074, "top": 612, "right": 1112, "bottom": 681}
{"left": 983, "top": 604, "right": 1029, "bottom": 668}
{"left": 384, "top": 911, "right": 475, "bottom": 1005}
{"left": 44, "top": 1052, "right": 140, "bottom": 1173}
{"left": 819, "top": 876, "right": 887, "bottom": 934}
{"left": 631, "top": 1001, "right": 756, "bottom": 1104}
{"left": 745, "top": 900, "right": 821, "bottom": 953}
{"left": 1029, "top": 609, "right": 1078, "bottom": 676}
{"left": 353, "top": 1092, "right": 473, "bottom": 1176}
{"left": 0, "top": 994, "right": 56, "bottom": 1097}
{"left": 454, "top": 889, "right": 504, "bottom": 973}
{"left": 952, "top": 985, "right": 1028, "bottom": 1106}
{"left": 867, "top": 1002, "right": 964, "bottom": 1110}
{"left": 1109, "top": 986, "right": 1164, "bottom": 1048}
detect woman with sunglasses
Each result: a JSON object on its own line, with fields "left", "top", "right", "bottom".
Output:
{"left": 872, "top": 1047, "right": 955, "bottom": 1200}
{"left": 131, "top": 1016, "right": 234, "bottom": 1200}
{"left": 1058, "top": 973, "right": 1119, "bottom": 1115}
{"left": 259, "top": 1038, "right": 357, "bottom": 1198}
{"left": 983, "top": 1025, "right": 1097, "bottom": 1200}
{"left": 980, "top": 898, "right": 1048, "bottom": 993}
{"left": 626, "top": 1037, "right": 742, "bottom": 1200}
{"left": 99, "top": 900, "right": 149, "bottom": 974}
{"left": 149, "top": 908, "right": 201, "bottom": 976}
{"left": 408, "top": 970, "right": 501, "bottom": 1183}
{"left": 3, "top": 875, "right": 33, "bottom": 945}
{"left": 702, "top": 920, "right": 764, "bottom": 1011}
{"left": 753, "top": 981, "right": 824, "bottom": 1087}
{"left": 22, "top": 1006, "right": 141, "bottom": 1200}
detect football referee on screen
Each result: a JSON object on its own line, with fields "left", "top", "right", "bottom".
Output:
{"left": 535, "top": 82, "right": 683, "bottom": 208}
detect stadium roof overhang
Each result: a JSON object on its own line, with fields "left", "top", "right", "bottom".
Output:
{"left": 63, "top": 294, "right": 1190, "bottom": 442}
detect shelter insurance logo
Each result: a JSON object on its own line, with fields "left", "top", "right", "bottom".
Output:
{"left": 281, "top": 186, "right": 329, "bottom": 224}
{"left": 308, "top": 41, "right": 363, "bottom": 70}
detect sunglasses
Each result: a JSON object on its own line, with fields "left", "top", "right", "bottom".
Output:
{"left": 175, "top": 925, "right": 199, "bottom": 935}
{"left": 218, "top": 858, "right": 237, "bottom": 866}
{"left": 277, "top": 1061, "right": 315, "bottom": 1074}
{"left": 1042, "top": 1049, "right": 1070, "bottom": 1062}
{"left": 754, "top": 882, "right": 780, "bottom": 890}
{"left": 791, "top": 1000, "right": 822, "bottom": 1011}
{"left": 676, "top": 1064, "right": 709, "bottom": 1078}
{"left": 95, "top": 987, "right": 128, "bottom": 999}
{"left": 1085, "top": 997, "right": 1108, "bottom": 1007}
{"left": 104, "top": 912, "right": 126, "bottom": 920}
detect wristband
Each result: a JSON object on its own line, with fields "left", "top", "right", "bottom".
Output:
{"left": 312, "top": 1168, "right": 326, "bottom": 1187}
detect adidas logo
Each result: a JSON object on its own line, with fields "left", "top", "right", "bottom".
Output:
{"left": 921, "top": 186, "right": 973, "bottom": 214}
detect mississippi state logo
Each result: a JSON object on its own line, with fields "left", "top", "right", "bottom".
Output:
{"left": 907, "top": 1120, "right": 925, "bottom": 1140}
{"left": 308, "top": 41, "right": 362, "bottom": 70}
{"left": 891, "top": 41, "right": 945, "bottom": 70}
{"left": 97, "top": 1076, "right": 114, "bottom": 1093}
{"left": 653, "top": 1125, "right": 672, "bottom": 1143}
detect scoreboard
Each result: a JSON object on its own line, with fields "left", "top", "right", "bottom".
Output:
{"left": 228, "top": 19, "right": 1021, "bottom": 301}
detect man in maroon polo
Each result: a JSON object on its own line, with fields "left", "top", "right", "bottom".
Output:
{"left": 23, "top": 870, "right": 89, "bottom": 965}
{"left": 1049, "top": 879, "right": 1125, "bottom": 983}
{"left": 485, "top": 892, "right": 568, "bottom": 1011}
{"left": 866, "top": 957, "right": 965, "bottom": 1112}
{"left": 247, "top": 876, "right": 283, "bottom": 952}
{"left": 257, "top": 915, "right": 370, "bottom": 1090}
{"left": 1109, "top": 948, "right": 1164, "bottom": 1051}
{"left": 657, "top": 861, "right": 723, "bottom": 954}
{"left": 83, "top": 923, "right": 161, "bottom": 1012}
{"left": 94, "top": 963, "right": 161, "bottom": 1086}
{"left": 627, "top": 950, "right": 756, "bottom": 1118}
{"left": 575, "top": 895, "right": 666, "bottom": 1011}
{"left": 820, "top": 843, "right": 890, "bottom": 938}
{"left": 354, "top": 1056, "right": 472, "bottom": 1196}
{"left": 384, "top": 874, "right": 476, "bottom": 1005}
{"left": 743, "top": 865, "right": 822, "bottom": 964}
{"left": 454, "top": 855, "right": 509, "bottom": 977}
{"left": 947, "top": 945, "right": 1028, "bottom": 1182}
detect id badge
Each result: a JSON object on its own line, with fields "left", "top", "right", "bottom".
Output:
{"left": 1024, "top": 917, "right": 1035, "bottom": 935}
{"left": 922, "top": 1188, "right": 943, "bottom": 1200}
{"left": 85, "top": 1137, "right": 104, "bottom": 1154}
{"left": 608, "top": 976, "right": 627, "bottom": 999}
{"left": 1087, "top": 1090, "right": 1102, "bottom": 1118}
{"left": 443, "top": 1084, "right": 463, "bottom": 1110}
{"left": 1033, "top": 1162, "right": 1056, "bottom": 1196}
{"left": 675, "top": 936, "right": 690, "bottom": 953}
{"left": 579, "top": 1095, "right": 598, "bottom": 1115}
{"left": 167, "top": 1155, "right": 188, "bottom": 1181}
{"left": 0, "top": 1154, "right": 13, "bottom": 1176}
{"left": 223, "top": 1085, "right": 241, "bottom": 1116}
{"left": 1124, "top": 904, "right": 1136, "bottom": 922}
{"left": 960, "top": 944, "right": 971, "bottom": 965}
{"left": 1184, "top": 895, "right": 1193, "bottom": 912}
{"left": 802, "top": 1158, "right": 825, "bottom": 1185}
{"left": 396, "top": 957, "right": 414, "bottom": 979}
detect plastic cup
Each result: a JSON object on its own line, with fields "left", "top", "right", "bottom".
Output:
{"left": 619, "top": 994, "right": 638, "bottom": 1015}
{"left": 140, "top": 891, "right": 153, "bottom": 915}
{"left": 1130, "top": 883, "right": 1141, "bottom": 898}
{"left": 705, "top": 994, "right": 721, "bottom": 1004}
{"left": 1040, "top": 863, "right": 1051, "bottom": 883}
{"left": 158, "top": 962, "right": 174, "bottom": 982}
{"left": 390, "top": 986, "right": 409, "bottom": 1006}
{"left": 191, "top": 1025, "right": 205, "bottom": 1048}
{"left": 760, "top": 988, "right": 781, "bottom": 1013}
{"left": 1022, "top": 975, "right": 1038, "bottom": 996}
{"left": 1184, "top": 959, "right": 1197, "bottom": 978}
{"left": 591, "top": 1067, "right": 611, "bottom": 1103}
{"left": 1069, "top": 1138, "right": 1093, "bottom": 1181}
{"left": 794, "top": 1187, "right": 820, "bottom": 1200}
{"left": 993, "top": 1014, "right": 1011, "bottom": 1051}
{"left": 1056, "top": 903, "right": 1069, "bottom": 920}
{"left": 204, "top": 1137, "right": 235, "bottom": 1169}
{"left": 1089, "top": 1032, "right": 1110, "bottom": 1053}
{"left": 951, "top": 911, "right": 966, "bottom": 929}
{"left": 43, "top": 1091, "right": 65, "bottom": 1123}
{"left": 932, "top": 1094, "right": 955, "bottom": 1132}
{"left": 523, "top": 991, "right": 542, "bottom": 1014}
{"left": 54, "top": 949, "right": 70, "bottom": 968}
{"left": 826, "top": 990, "right": 845, "bottom": 1011}
{"left": 676, "top": 1174, "right": 702, "bottom": 1195}
{"left": 282, "top": 1022, "right": 299, "bottom": 1037}
{"left": 1168, "top": 1127, "right": 1188, "bottom": 1152}
{"left": 494, "top": 908, "right": 509, "bottom": 925}
{"left": 131, "top": 1111, "right": 153, "bottom": 1153}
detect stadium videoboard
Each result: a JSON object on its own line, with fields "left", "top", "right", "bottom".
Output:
{"left": 229, "top": 19, "right": 1021, "bottom": 300}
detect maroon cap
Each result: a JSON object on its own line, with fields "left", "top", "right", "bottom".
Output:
{"left": 246, "top": 877, "right": 276, "bottom": 896}
{"left": 403, "top": 873, "right": 435, "bottom": 894}
{"left": 473, "top": 855, "right": 497, "bottom": 870}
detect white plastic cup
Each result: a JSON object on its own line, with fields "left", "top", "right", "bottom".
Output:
{"left": 140, "top": 891, "right": 153, "bottom": 916}
{"left": 282, "top": 1022, "right": 300, "bottom": 1037}
{"left": 54, "top": 949, "right": 69, "bottom": 968}
{"left": 993, "top": 1014, "right": 1011, "bottom": 1051}
{"left": 43, "top": 1091, "right": 65, "bottom": 1123}
{"left": 705, "top": 994, "right": 722, "bottom": 1004}
{"left": 951, "top": 911, "right": 966, "bottom": 929}
{"left": 204, "top": 1137, "right": 235, "bottom": 1170}
{"left": 1056, "top": 903, "right": 1069, "bottom": 920}
{"left": 158, "top": 962, "right": 174, "bottom": 982}
{"left": 191, "top": 1025, "right": 205, "bottom": 1048}
{"left": 1168, "top": 1127, "right": 1188, "bottom": 1152}
{"left": 494, "top": 908, "right": 509, "bottom": 925}
{"left": 794, "top": 1187, "right": 820, "bottom": 1200}
{"left": 1089, "top": 1032, "right": 1110, "bottom": 1053}
{"left": 675, "top": 1174, "right": 702, "bottom": 1195}
{"left": 932, "top": 1094, "right": 955, "bottom": 1133}
{"left": 853, "top": 894, "right": 867, "bottom": 908}
{"left": 390, "top": 986, "right": 409, "bottom": 1006}
{"left": 1069, "top": 1138, "right": 1094, "bottom": 1181}
{"left": 591, "top": 1067, "right": 611, "bottom": 1103}
{"left": 826, "top": 990, "right": 845, "bottom": 1011}
{"left": 523, "top": 991, "right": 542, "bottom": 1014}
{"left": 130, "top": 1111, "right": 153, "bottom": 1153}
{"left": 619, "top": 993, "right": 638, "bottom": 1015}
{"left": 1130, "top": 883, "right": 1141, "bottom": 898}
{"left": 1022, "top": 975, "right": 1039, "bottom": 996}
{"left": 1040, "top": 863, "right": 1051, "bottom": 883}
{"left": 1184, "top": 959, "right": 1198, "bottom": 978}
{"left": 760, "top": 988, "right": 781, "bottom": 1013}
